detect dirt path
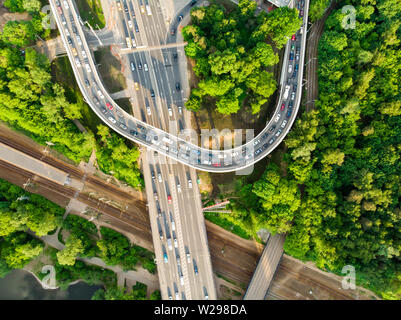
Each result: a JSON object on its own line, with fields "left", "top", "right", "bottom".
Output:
{"left": 0, "top": 1, "right": 30, "bottom": 32}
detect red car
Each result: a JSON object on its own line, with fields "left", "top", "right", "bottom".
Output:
{"left": 212, "top": 163, "right": 221, "bottom": 167}
{"left": 281, "top": 103, "right": 285, "bottom": 111}
{"left": 291, "top": 34, "right": 296, "bottom": 41}
{"left": 167, "top": 195, "right": 172, "bottom": 204}
{"left": 106, "top": 102, "right": 113, "bottom": 110}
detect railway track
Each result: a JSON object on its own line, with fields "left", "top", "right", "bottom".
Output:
{"left": 0, "top": 159, "right": 152, "bottom": 242}
{"left": 0, "top": 134, "right": 142, "bottom": 202}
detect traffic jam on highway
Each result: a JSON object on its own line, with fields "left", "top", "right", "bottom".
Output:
{"left": 51, "top": 0, "right": 308, "bottom": 174}
{"left": 114, "top": 0, "right": 211, "bottom": 300}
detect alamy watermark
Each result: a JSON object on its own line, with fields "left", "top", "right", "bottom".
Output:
{"left": 41, "top": 264, "right": 57, "bottom": 288}
{"left": 341, "top": 5, "right": 356, "bottom": 30}
{"left": 341, "top": 265, "right": 356, "bottom": 290}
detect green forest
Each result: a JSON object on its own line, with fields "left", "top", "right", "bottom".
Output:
{"left": 183, "top": 0, "right": 302, "bottom": 114}
{"left": 0, "top": 0, "right": 143, "bottom": 189}
{"left": 227, "top": 0, "right": 401, "bottom": 299}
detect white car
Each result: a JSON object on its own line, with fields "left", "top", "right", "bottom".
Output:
{"left": 158, "top": 173, "right": 162, "bottom": 182}
{"left": 186, "top": 253, "right": 191, "bottom": 263}
{"left": 144, "top": 63, "right": 149, "bottom": 72}
{"left": 81, "top": 50, "right": 87, "bottom": 58}
{"left": 177, "top": 183, "right": 181, "bottom": 193}
{"left": 281, "top": 120, "right": 288, "bottom": 128}
{"left": 63, "top": 0, "right": 69, "bottom": 9}
{"left": 98, "top": 90, "right": 105, "bottom": 100}
{"left": 188, "top": 179, "right": 192, "bottom": 188}
{"left": 128, "top": 20, "right": 133, "bottom": 28}
{"left": 178, "top": 106, "right": 182, "bottom": 114}
{"left": 108, "top": 116, "right": 116, "bottom": 124}
{"left": 146, "top": 106, "right": 151, "bottom": 115}
{"left": 274, "top": 114, "right": 281, "bottom": 123}
{"left": 76, "top": 35, "right": 82, "bottom": 46}
{"left": 291, "top": 92, "right": 295, "bottom": 101}
{"left": 85, "top": 63, "right": 91, "bottom": 73}
{"left": 75, "top": 57, "right": 81, "bottom": 67}
{"left": 168, "top": 108, "right": 172, "bottom": 117}
{"left": 174, "top": 238, "right": 178, "bottom": 248}
{"left": 288, "top": 64, "right": 293, "bottom": 73}
{"left": 65, "top": 28, "right": 70, "bottom": 36}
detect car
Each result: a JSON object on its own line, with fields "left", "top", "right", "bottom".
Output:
{"left": 261, "top": 132, "right": 269, "bottom": 140}
{"left": 158, "top": 173, "right": 162, "bottom": 182}
{"left": 177, "top": 183, "right": 181, "bottom": 193}
{"left": 134, "top": 82, "right": 139, "bottom": 90}
{"left": 288, "top": 64, "right": 293, "bottom": 73}
{"left": 151, "top": 170, "right": 155, "bottom": 180}
{"left": 131, "top": 37, "right": 137, "bottom": 48}
{"left": 275, "top": 129, "right": 283, "bottom": 137}
{"left": 287, "top": 109, "right": 293, "bottom": 118}
{"left": 130, "top": 62, "right": 136, "bottom": 71}
{"left": 291, "top": 44, "right": 295, "bottom": 51}
{"left": 85, "top": 63, "right": 91, "bottom": 73}
{"left": 291, "top": 92, "right": 295, "bottom": 101}
{"left": 178, "top": 106, "right": 182, "bottom": 114}
{"left": 98, "top": 90, "right": 105, "bottom": 100}
{"left": 72, "top": 26, "right": 77, "bottom": 34}
{"left": 269, "top": 137, "right": 276, "bottom": 145}
{"left": 146, "top": 105, "right": 151, "bottom": 115}
{"left": 163, "top": 252, "right": 168, "bottom": 263}
{"left": 74, "top": 57, "right": 81, "bottom": 67}
{"left": 188, "top": 178, "right": 192, "bottom": 188}
{"left": 61, "top": 14, "right": 66, "bottom": 25}
{"left": 124, "top": 4, "right": 128, "bottom": 12}
{"left": 76, "top": 35, "right": 82, "bottom": 46}
{"left": 128, "top": 20, "right": 133, "bottom": 28}
{"left": 170, "top": 28, "right": 176, "bottom": 35}
{"left": 168, "top": 107, "right": 173, "bottom": 117}
{"left": 296, "top": 52, "right": 300, "bottom": 61}
{"left": 300, "top": 9, "right": 304, "bottom": 17}
{"left": 295, "top": 64, "right": 299, "bottom": 71}
{"left": 175, "top": 291, "right": 180, "bottom": 300}
{"left": 174, "top": 238, "right": 178, "bottom": 248}
{"left": 292, "top": 70, "right": 297, "bottom": 79}
{"left": 281, "top": 120, "right": 288, "bottom": 128}
{"left": 173, "top": 53, "right": 178, "bottom": 60}
{"left": 131, "top": 7, "right": 136, "bottom": 18}
{"left": 194, "top": 264, "right": 198, "bottom": 275}
{"left": 130, "top": 129, "right": 138, "bottom": 136}
{"left": 274, "top": 114, "right": 281, "bottom": 122}
{"left": 293, "top": 84, "right": 298, "bottom": 92}
{"left": 117, "top": 1, "right": 122, "bottom": 10}
{"left": 81, "top": 50, "right": 87, "bottom": 58}
{"left": 134, "top": 20, "right": 139, "bottom": 32}
{"left": 84, "top": 78, "right": 90, "bottom": 87}
{"left": 269, "top": 125, "right": 276, "bottom": 133}
{"left": 254, "top": 139, "right": 261, "bottom": 146}
{"left": 178, "top": 14, "right": 183, "bottom": 21}
{"left": 71, "top": 47, "right": 77, "bottom": 56}
{"left": 153, "top": 192, "right": 158, "bottom": 200}
{"left": 119, "top": 123, "right": 127, "bottom": 130}
{"left": 55, "top": 0, "right": 60, "bottom": 5}
{"left": 100, "top": 107, "right": 107, "bottom": 114}
{"left": 94, "top": 97, "right": 100, "bottom": 105}
{"left": 289, "top": 52, "right": 294, "bottom": 60}
{"left": 63, "top": 0, "right": 69, "bottom": 9}
{"left": 138, "top": 62, "right": 142, "bottom": 70}
{"left": 186, "top": 252, "right": 191, "bottom": 263}
{"left": 291, "top": 34, "right": 296, "bottom": 41}
{"left": 280, "top": 103, "right": 285, "bottom": 111}
{"left": 65, "top": 28, "right": 70, "bottom": 36}
{"left": 57, "top": 6, "right": 62, "bottom": 14}
{"left": 190, "top": 0, "right": 197, "bottom": 6}
{"left": 262, "top": 142, "right": 269, "bottom": 150}
{"left": 212, "top": 163, "right": 221, "bottom": 167}
{"left": 283, "top": 84, "right": 290, "bottom": 100}
{"left": 67, "top": 37, "right": 72, "bottom": 45}
{"left": 108, "top": 116, "right": 116, "bottom": 123}
{"left": 175, "top": 82, "right": 181, "bottom": 91}
{"left": 255, "top": 148, "right": 262, "bottom": 156}
{"left": 144, "top": 63, "right": 148, "bottom": 71}
{"left": 150, "top": 89, "right": 155, "bottom": 98}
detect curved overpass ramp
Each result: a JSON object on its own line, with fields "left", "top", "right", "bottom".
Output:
{"left": 49, "top": 0, "right": 308, "bottom": 173}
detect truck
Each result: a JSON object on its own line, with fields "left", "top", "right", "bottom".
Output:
{"left": 167, "top": 237, "right": 172, "bottom": 251}
{"left": 126, "top": 37, "right": 131, "bottom": 49}
{"left": 283, "top": 85, "right": 290, "bottom": 100}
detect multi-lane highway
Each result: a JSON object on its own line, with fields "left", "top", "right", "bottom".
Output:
{"left": 50, "top": 0, "right": 309, "bottom": 173}
{"left": 110, "top": 0, "right": 216, "bottom": 300}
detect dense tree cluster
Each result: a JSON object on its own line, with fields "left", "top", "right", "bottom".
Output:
{"left": 96, "top": 125, "right": 143, "bottom": 189}
{"left": 92, "top": 282, "right": 160, "bottom": 300}
{"left": 309, "top": 0, "right": 331, "bottom": 22}
{"left": 183, "top": 0, "right": 302, "bottom": 115}
{"left": 231, "top": 0, "right": 401, "bottom": 299}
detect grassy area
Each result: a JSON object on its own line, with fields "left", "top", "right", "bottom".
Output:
{"left": 94, "top": 48, "right": 127, "bottom": 94}
{"left": 75, "top": 0, "right": 105, "bottom": 29}
{"left": 204, "top": 212, "right": 251, "bottom": 240}
{"left": 51, "top": 56, "right": 102, "bottom": 133}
